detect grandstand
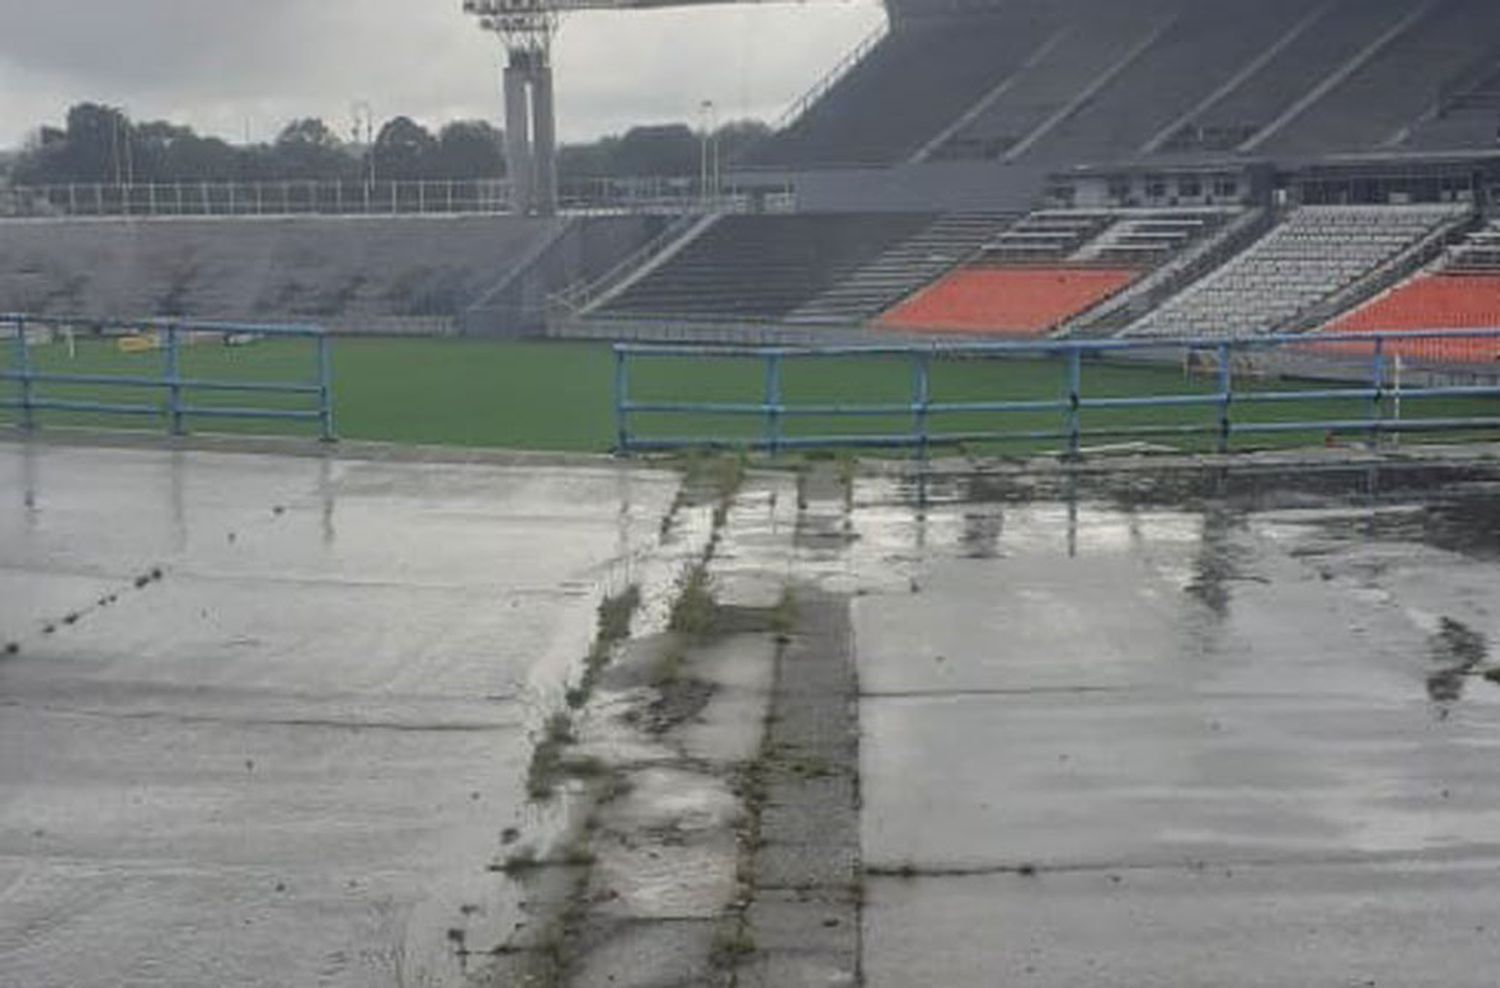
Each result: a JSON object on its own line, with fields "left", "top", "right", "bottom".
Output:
{"left": 0, "top": 215, "right": 664, "bottom": 334}
{"left": 744, "top": 0, "right": 1500, "bottom": 176}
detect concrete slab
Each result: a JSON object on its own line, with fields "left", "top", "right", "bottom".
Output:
{"left": 866, "top": 863, "right": 1500, "bottom": 988}
{"left": 853, "top": 462, "right": 1500, "bottom": 986}
{"left": 0, "top": 440, "right": 676, "bottom": 988}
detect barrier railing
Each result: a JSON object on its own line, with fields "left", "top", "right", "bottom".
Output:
{"left": 2, "top": 314, "right": 334, "bottom": 441}
{"left": 613, "top": 329, "right": 1500, "bottom": 456}
{"left": 0, "top": 180, "right": 510, "bottom": 219}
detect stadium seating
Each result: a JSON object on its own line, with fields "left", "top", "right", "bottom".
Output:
{"left": 1124, "top": 205, "right": 1468, "bottom": 339}
{"left": 1155, "top": 0, "right": 1414, "bottom": 154}
{"left": 1262, "top": 0, "right": 1500, "bottom": 156}
{"left": 1316, "top": 219, "right": 1500, "bottom": 364}
{"left": 786, "top": 211, "right": 1016, "bottom": 324}
{"left": 878, "top": 266, "right": 1140, "bottom": 337}
{"left": 982, "top": 0, "right": 1305, "bottom": 164}
{"left": 0, "top": 216, "right": 561, "bottom": 326}
{"left": 752, "top": 0, "right": 1500, "bottom": 171}
{"left": 592, "top": 213, "right": 935, "bottom": 321}
{"left": 871, "top": 208, "right": 1235, "bottom": 336}
{"left": 928, "top": 0, "right": 1181, "bottom": 163}
{"left": 746, "top": 8, "right": 1062, "bottom": 168}
{"left": 1399, "top": 57, "right": 1500, "bottom": 150}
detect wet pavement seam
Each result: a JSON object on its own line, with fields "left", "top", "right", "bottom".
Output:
{"left": 738, "top": 585, "right": 862, "bottom": 987}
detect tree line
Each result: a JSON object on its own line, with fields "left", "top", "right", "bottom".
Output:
{"left": 5, "top": 103, "right": 771, "bottom": 186}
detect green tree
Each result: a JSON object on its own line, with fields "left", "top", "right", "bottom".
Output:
{"left": 270, "top": 118, "right": 355, "bottom": 180}
{"left": 373, "top": 116, "right": 437, "bottom": 181}
{"left": 434, "top": 120, "right": 505, "bottom": 178}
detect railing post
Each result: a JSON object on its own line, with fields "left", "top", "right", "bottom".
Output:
{"left": 317, "top": 331, "right": 336, "bottom": 442}
{"left": 912, "top": 350, "right": 930, "bottom": 460}
{"left": 1216, "top": 343, "right": 1233, "bottom": 454}
{"left": 613, "top": 346, "right": 630, "bottom": 454}
{"left": 13, "top": 315, "right": 35, "bottom": 431}
{"left": 764, "top": 351, "right": 783, "bottom": 457}
{"left": 1370, "top": 336, "right": 1387, "bottom": 448}
{"left": 1065, "top": 347, "right": 1082, "bottom": 459}
{"left": 165, "top": 323, "right": 184, "bottom": 436}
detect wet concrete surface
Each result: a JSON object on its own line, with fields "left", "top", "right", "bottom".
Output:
{"left": 0, "top": 440, "right": 675, "bottom": 988}
{"left": 849, "top": 460, "right": 1500, "bottom": 986}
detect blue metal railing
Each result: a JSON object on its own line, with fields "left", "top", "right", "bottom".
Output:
{"left": 2, "top": 314, "right": 334, "bottom": 441}
{"left": 613, "top": 329, "right": 1500, "bottom": 456}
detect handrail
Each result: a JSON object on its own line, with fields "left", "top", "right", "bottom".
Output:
{"left": 549, "top": 212, "right": 716, "bottom": 318}
{"left": 772, "top": 17, "right": 891, "bottom": 133}
{"left": 0, "top": 179, "right": 510, "bottom": 219}
{"left": 2, "top": 313, "right": 334, "bottom": 440}
{"left": 612, "top": 329, "right": 1500, "bottom": 457}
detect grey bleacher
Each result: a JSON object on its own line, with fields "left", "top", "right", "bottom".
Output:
{"left": 1164, "top": 0, "right": 1413, "bottom": 154}
{"left": 0, "top": 215, "right": 561, "bottom": 324}
{"left": 1124, "top": 205, "right": 1468, "bottom": 339}
{"left": 1444, "top": 220, "right": 1500, "bottom": 273}
{"left": 1263, "top": 0, "right": 1500, "bottom": 156}
{"left": 746, "top": 6, "right": 1060, "bottom": 168}
{"left": 930, "top": 1, "right": 1179, "bottom": 163}
{"left": 1398, "top": 54, "right": 1500, "bottom": 151}
{"left": 743, "top": 0, "right": 1500, "bottom": 177}
{"left": 1076, "top": 210, "right": 1238, "bottom": 267}
{"left": 978, "top": 211, "right": 1115, "bottom": 264}
{"left": 786, "top": 211, "right": 1016, "bottom": 324}
{"left": 592, "top": 213, "right": 935, "bottom": 321}
{"left": 1015, "top": 0, "right": 1307, "bottom": 165}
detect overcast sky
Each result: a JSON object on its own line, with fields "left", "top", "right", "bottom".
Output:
{"left": 0, "top": 0, "right": 885, "bottom": 149}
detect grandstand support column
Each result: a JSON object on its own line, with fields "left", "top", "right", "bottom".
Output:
{"left": 503, "top": 58, "right": 535, "bottom": 217}
{"left": 531, "top": 60, "right": 559, "bottom": 218}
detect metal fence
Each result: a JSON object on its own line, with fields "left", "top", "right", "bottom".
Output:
{"left": 2, "top": 314, "right": 334, "bottom": 441}
{"left": 0, "top": 180, "right": 510, "bottom": 219}
{"left": 613, "top": 330, "right": 1500, "bottom": 456}
{"left": 0, "top": 178, "right": 798, "bottom": 220}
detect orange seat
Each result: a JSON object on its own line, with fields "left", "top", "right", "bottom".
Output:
{"left": 1320, "top": 274, "right": 1500, "bottom": 364}
{"left": 878, "top": 266, "right": 1139, "bottom": 337}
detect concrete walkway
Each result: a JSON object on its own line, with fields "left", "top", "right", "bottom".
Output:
{"left": 0, "top": 441, "right": 675, "bottom": 988}
{"left": 851, "top": 464, "right": 1500, "bottom": 986}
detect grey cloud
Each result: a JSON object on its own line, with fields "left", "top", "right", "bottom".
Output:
{"left": 0, "top": 0, "right": 883, "bottom": 147}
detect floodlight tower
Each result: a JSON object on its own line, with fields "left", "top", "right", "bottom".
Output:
{"left": 464, "top": 0, "right": 560, "bottom": 217}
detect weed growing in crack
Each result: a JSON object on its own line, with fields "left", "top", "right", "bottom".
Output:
{"left": 771, "top": 585, "right": 799, "bottom": 641}
{"left": 651, "top": 644, "right": 688, "bottom": 687}
{"left": 569, "top": 583, "right": 643, "bottom": 710}
{"left": 667, "top": 563, "right": 718, "bottom": 639}
{"left": 709, "top": 922, "right": 756, "bottom": 970}
{"left": 526, "top": 712, "right": 576, "bottom": 800}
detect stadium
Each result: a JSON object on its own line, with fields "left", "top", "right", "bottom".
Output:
{"left": 5, "top": 2, "right": 1500, "bottom": 987}
{"left": 5, "top": 0, "right": 1500, "bottom": 452}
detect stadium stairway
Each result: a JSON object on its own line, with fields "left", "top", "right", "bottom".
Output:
{"left": 783, "top": 211, "right": 1016, "bottom": 325}
{"left": 1124, "top": 205, "right": 1472, "bottom": 340}
{"left": 587, "top": 213, "right": 935, "bottom": 322}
